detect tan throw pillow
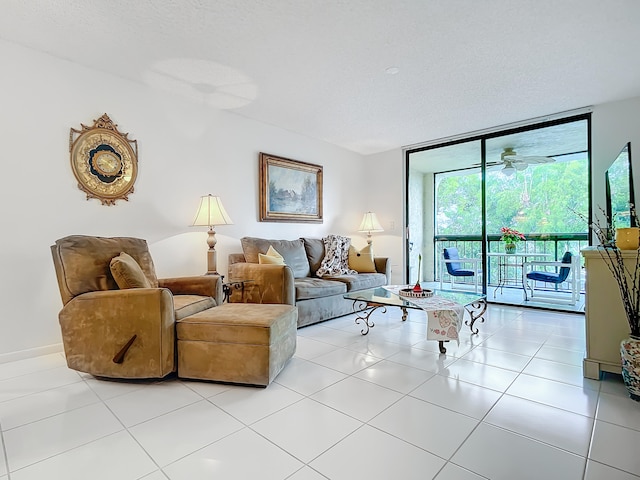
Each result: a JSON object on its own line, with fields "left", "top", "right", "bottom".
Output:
{"left": 258, "top": 245, "right": 285, "bottom": 265}
{"left": 348, "top": 244, "right": 376, "bottom": 273}
{"left": 110, "top": 252, "right": 152, "bottom": 289}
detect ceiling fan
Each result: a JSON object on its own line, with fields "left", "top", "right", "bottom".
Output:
{"left": 494, "top": 147, "right": 555, "bottom": 176}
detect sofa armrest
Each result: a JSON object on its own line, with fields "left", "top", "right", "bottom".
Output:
{"left": 228, "top": 253, "right": 247, "bottom": 265}
{"left": 375, "top": 257, "right": 391, "bottom": 283}
{"left": 158, "top": 275, "right": 223, "bottom": 305}
{"left": 58, "top": 288, "right": 176, "bottom": 378}
{"left": 228, "top": 263, "right": 295, "bottom": 305}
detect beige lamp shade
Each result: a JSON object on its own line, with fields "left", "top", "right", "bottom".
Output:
{"left": 192, "top": 194, "right": 233, "bottom": 226}
{"left": 358, "top": 212, "right": 384, "bottom": 245}
{"left": 358, "top": 212, "right": 384, "bottom": 234}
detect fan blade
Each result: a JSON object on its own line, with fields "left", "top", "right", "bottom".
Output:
{"left": 470, "top": 161, "right": 502, "bottom": 167}
{"left": 502, "top": 154, "right": 555, "bottom": 165}
{"left": 524, "top": 156, "right": 556, "bottom": 164}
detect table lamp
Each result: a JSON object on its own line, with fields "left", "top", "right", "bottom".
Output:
{"left": 358, "top": 211, "right": 384, "bottom": 245}
{"left": 192, "top": 194, "right": 233, "bottom": 275}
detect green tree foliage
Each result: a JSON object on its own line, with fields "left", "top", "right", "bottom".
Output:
{"left": 436, "top": 158, "right": 589, "bottom": 236}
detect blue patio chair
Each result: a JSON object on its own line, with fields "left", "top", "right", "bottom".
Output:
{"left": 523, "top": 251, "right": 580, "bottom": 304}
{"left": 440, "top": 247, "right": 481, "bottom": 293}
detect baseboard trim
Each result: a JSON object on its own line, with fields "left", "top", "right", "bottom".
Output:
{"left": 0, "top": 343, "right": 64, "bottom": 364}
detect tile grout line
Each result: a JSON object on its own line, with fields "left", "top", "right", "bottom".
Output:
{"left": 0, "top": 421, "right": 10, "bottom": 480}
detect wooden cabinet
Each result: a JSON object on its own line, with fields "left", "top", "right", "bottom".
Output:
{"left": 582, "top": 247, "right": 635, "bottom": 379}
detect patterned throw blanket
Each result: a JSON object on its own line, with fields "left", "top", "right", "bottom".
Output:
{"left": 316, "top": 234, "right": 358, "bottom": 277}
{"left": 384, "top": 285, "right": 463, "bottom": 345}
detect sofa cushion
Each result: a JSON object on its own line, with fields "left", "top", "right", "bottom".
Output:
{"left": 294, "top": 277, "right": 347, "bottom": 300}
{"left": 325, "top": 273, "right": 387, "bottom": 292}
{"left": 348, "top": 244, "right": 376, "bottom": 273}
{"left": 110, "top": 252, "right": 153, "bottom": 289}
{"left": 302, "top": 238, "right": 325, "bottom": 276}
{"left": 259, "top": 245, "right": 285, "bottom": 265}
{"left": 241, "top": 237, "right": 310, "bottom": 278}
{"left": 173, "top": 295, "right": 217, "bottom": 320}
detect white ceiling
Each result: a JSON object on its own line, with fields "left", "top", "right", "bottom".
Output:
{"left": 2, "top": 0, "right": 640, "bottom": 155}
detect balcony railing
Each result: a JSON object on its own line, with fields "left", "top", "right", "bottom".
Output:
{"left": 434, "top": 233, "right": 589, "bottom": 295}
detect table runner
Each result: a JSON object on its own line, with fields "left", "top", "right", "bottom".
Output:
{"left": 384, "top": 286, "right": 463, "bottom": 344}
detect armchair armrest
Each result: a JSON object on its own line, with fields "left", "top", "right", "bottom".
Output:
{"left": 158, "top": 275, "right": 223, "bottom": 305}
{"left": 374, "top": 257, "right": 391, "bottom": 283}
{"left": 228, "top": 262, "right": 295, "bottom": 305}
{"left": 440, "top": 256, "right": 481, "bottom": 292}
{"left": 58, "top": 288, "right": 176, "bottom": 378}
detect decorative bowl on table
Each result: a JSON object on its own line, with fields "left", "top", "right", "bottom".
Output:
{"left": 398, "top": 287, "right": 434, "bottom": 298}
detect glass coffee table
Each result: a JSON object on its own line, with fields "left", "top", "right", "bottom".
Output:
{"left": 343, "top": 286, "right": 487, "bottom": 353}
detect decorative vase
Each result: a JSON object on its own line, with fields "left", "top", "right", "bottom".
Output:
{"left": 505, "top": 243, "right": 516, "bottom": 254}
{"left": 616, "top": 228, "right": 640, "bottom": 250}
{"left": 413, "top": 254, "right": 423, "bottom": 293}
{"left": 620, "top": 335, "right": 640, "bottom": 401}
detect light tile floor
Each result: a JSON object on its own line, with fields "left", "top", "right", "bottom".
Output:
{"left": 1, "top": 304, "right": 640, "bottom": 479}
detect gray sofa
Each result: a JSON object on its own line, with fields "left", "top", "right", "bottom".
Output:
{"left": 228, "top": 237, "right": 390, "bottom": 327}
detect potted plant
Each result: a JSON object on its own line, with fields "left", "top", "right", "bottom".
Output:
{"left": 500, "top": 227, "right": 526, "bottom": 254}
{"left": 583, "top": 207, "right": 640, "bottom": 400}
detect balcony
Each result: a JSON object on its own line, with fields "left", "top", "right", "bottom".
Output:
{"left": 431, "top": 233, "right": 588, "bottom": 312}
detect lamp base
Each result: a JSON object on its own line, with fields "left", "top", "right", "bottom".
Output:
{"left": 206, "top": 248, "right": 219, "bottom": 276}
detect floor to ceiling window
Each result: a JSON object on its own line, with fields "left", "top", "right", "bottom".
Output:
{"left": 405, "top": 114, "right": 591, "bottom": 311}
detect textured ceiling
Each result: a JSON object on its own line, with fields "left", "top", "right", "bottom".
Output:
{"left": 2, "top": 0, "right": 640, "bottom": 155}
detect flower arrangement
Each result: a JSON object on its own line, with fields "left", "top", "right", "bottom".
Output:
{"left": 500, "top": 227, "right": 526, "bottom": 244}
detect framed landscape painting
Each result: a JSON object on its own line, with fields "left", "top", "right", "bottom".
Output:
{"left": 259, "top": 153, "right": 323, "bottom": 223}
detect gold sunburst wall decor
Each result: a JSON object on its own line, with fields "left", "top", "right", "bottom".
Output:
{"left": 69, "top": 113, "right": 138, "bottom": 206}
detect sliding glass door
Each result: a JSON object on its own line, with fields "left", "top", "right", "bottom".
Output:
{"left": 406, "top": 114, "right": 590, "bottom": 311}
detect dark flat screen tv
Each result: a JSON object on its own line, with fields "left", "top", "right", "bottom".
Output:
{"left": 606, "top": 142, "right": 636, "bottom": 228}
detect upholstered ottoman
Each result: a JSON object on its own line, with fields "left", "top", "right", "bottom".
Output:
{"left": 176, "top": 303, "right": 297, "bottom": 386}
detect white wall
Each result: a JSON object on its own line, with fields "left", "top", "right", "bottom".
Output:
{"left": 0, "top": 40, "right": 369, "bottom": 359}
{"left": 362, "top": 148, "right": 405, "bottom": 284}
{"left": 591, "top": 96, "right": 640, "bottom": 222}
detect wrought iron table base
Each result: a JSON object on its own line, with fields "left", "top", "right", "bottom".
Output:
{"left": 350, "top": 297, "right": 487, "bottom": 354}
{"left": 464, "top": 298, "right": 488, "bottom": 334}
{"left": 353, "top": 301, "right": 386, "bottom": 335}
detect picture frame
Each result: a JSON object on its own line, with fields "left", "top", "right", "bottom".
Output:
{"left": 259, "top": 152, "right": 323, "bottom": 223}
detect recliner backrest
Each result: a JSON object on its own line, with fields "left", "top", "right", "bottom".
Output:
{"left": 51, "top": 235, "right": 159, "bottom": 305}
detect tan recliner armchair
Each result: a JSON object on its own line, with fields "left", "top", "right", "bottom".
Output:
{"left": 51, "top": 235, "right": 222, "bottom": 379}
